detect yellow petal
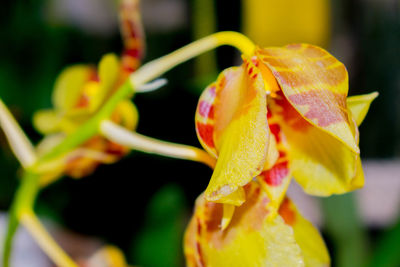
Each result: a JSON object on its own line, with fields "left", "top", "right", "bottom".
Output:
{"left": 111, "top": 100, "right": 139, "bottom": 131}
{"left": 258, "top": 160, "right": 292, "bottom": 210}
{"left": 91, "top": 53, "right": 121, "bottom": 111}
{"left": 279, "top": 198, "right": 330, "bottom": 267}
{"left": 263, "top": 131, "right": 279, "bottom": 169}
{"left": 221, "top": 204, "right": 235, "bottom": 230}
{"left": 184, "top": 182, "right": 305, "bottom": 267}
{"left": 258, "top": 109, "right": 292, "bottom": 209}
{"left": 204, "top": 58, "right": 269, "bottom": 205}
{"left": 33, "top": 110, "right": 62, "bottom": 134}
{"left": 347, "top": 92, "right": 378, "bottom": 126}
{"left": 257, "top": 44, "right": 359, "bottom": 153}
{"left": 271, "top": 95, "right": 360, "bottom": 195}
{"left": 52, "top": 65, "right": 93, "bottom": 111}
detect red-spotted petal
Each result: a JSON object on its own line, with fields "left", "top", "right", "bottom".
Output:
{"left": 204, "top": 58, "right": 269, "bottom": 205}
{"left": 184, "top": 182, "right": 305, "bottom": 267}
{"left": 195, "top": 83, "right": 218, "bottom": 158}
{"left": 257, "top": 44, "right": 359, "bottom": 153}
{"left": 279, "top": 198, "right": 330, "bottom": 267}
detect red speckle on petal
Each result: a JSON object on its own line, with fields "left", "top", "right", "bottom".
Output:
{"left": 75, "top": 94, "right": 90, "bottom": 108}
{"left": 261, "top": 161, "right": 289, "bottom": 186}
{"left": 196, "top": 122, "right": 215, "bottom": 149}
{"left": 278, "top": 198, "right": 296, "bottom": 226}
{"left": 288, "top": 90, "right": 348, "bottom": 127}
{"left": 198, "top": 101, "right": 215, "bottom": 119}
{"left": 269, "top": 123, "right": 281, "bottom": 143}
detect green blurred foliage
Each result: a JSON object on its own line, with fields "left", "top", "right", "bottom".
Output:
{"left": 369, "top": 219, "right": 400, "bottom": 267}
{"left": 131, "top": 184, "right": 188, "bottom": 267}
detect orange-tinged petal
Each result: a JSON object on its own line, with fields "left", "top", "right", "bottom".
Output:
{"left": 204, "top": 59, "right": 269, "bottom": 205}
{"left": 279, "top": 198, "right": 330, "bottom": 267}
{"left": 258, "top": 160, "right": 291, "bottom": 209}
{"left": 52, "top": 65, "right": 94, "bottom": 111}
{"left": 347, "top": 92, "right": 378, "bottom": 126}
{"left": 258, "top": 109, "right": 292, "bottom": 208}
{"left": 184, "top": 182, "right": 305, "bottom": 267}
{"left": 195, "top": 83, "right": 218, "bottom": 158}
{"left": 270, "top": 94, "right": 360, "bottom": 195}
{"left": 257, "top": 44, "right": 359, "bottom": 153}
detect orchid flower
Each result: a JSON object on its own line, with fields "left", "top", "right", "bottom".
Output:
{"left": 0, "top": 4, "right": 376, "bottom": 263}
{"left": 184, "top": 180, "right": 330, "bottom": 267}
{"left": 31, "top": 0, "right": 145, "bottom": 185}
{"left": 195, "top": 44, "right": 378, "bottom": 208}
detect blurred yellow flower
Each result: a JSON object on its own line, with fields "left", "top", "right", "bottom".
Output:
{"left": 32, "top": 0, "right": 145, "bottom": 184}
{"left": 243, "top": 0, "right": 331, "bottom": 48}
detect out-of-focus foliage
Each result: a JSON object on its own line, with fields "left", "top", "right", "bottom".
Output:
{"left": 369, "top": 219, "right": 400, "bottom": 267}
{"left": 131, "top": 184, "right": 188, "bottom": 267}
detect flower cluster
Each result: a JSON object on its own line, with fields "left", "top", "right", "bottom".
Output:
{"left": 187, "top": 44, "right": 377, "bottom": 266}
{"left": 33, "top": 0, "right": 144, "bottom": 185}
{"left": 0, "top": 0, "right": 377, "bottom": 266}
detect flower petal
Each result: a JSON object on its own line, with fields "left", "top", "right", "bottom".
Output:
{"left": 257, "top": 44, "right": 359, "bottom": 153}
{"left": 184, "top": 182, "right": 305, "bottom": 267}
{"left": 204, "top": 59, "right": 269, "bottom": 205}
{"left": 195, "top": 83, "right": 218, "bottom": 158}
{"left": 111, "top": 99, "right": 139, "bottom": 131}
{"left": 279, "top": 198, "right": 330, "bottom": 267}
{"left": 52, "top": 65, "right": 94, "bottom": 111}
{"left": 270, "top": 94, "right": 360, "bottom": 195}
{"left": 258, "top": 110, "right": 292, "bottom": 208}
{"left": 347, "top": 92, "right": 378, "bottom": 126}
{"left": 258, "top": 160, "right": 291, "bottom": 209}
{"left": 93, "top": 54, "right": 121, "bottom": 111}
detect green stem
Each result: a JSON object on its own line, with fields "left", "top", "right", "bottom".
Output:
{"left": 2, "top": 171, "right": 40, "bottom": 267}
{"left": 39, "top": 82, "right": 133, "bottom": 161}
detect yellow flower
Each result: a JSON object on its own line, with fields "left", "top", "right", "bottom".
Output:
{"left": 32, "top": 56, "right": 137, "bottom": 184}
{"left": 243, "top": 0, "right": 331, "bottom": 48}
{"left": 184, "top": 180, "right": 330, "bottom": 267}
{"left": 32, "top": 0, "right": 145, "bottom": 184}
{"left": 195, "top": 43, "right": 377, "bottom": 206}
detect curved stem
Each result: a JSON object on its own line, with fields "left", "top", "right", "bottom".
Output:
{"left": 20, "top": 211, "right": 78, "bottom": 267}
{"left": 131, "top": 31, "right": 255, "bottom": 87}
{"left": 2, "top": 171, "right": 39, "bottom": 266}
{"left": 100, "top": 120, "right": 216, "bottom": 168}
{"left": 0, "top": 98, "right": 36, "bottom": 168}
{"left": 36, "top": 31, "right": 254, "bottom": 162}
{"left": 2, "top": 211, "right": 19, "bottom": 267}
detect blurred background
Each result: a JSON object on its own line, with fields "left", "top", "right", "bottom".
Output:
{"left": 0, "top": 0, "right": 399, "bottom": 266}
